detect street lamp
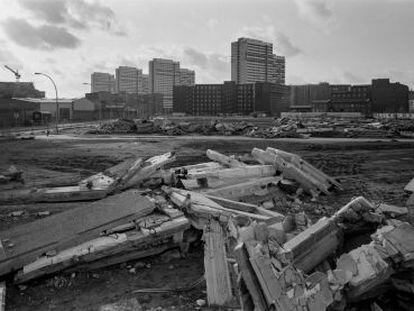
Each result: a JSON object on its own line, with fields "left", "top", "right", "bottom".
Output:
{"left": 34, "top": 72, "right": 59, "bottom": 134}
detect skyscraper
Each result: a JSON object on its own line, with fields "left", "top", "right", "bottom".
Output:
{"left": 115, "top": 66, "right": 140, "bottom": 94}
{"left": 231, "top": 37, "right": 285, "bottom": 85}
{"left": 149, "top": 58, "right": 195, "bottom": 111}
{"left": 275, "top": 55, "right": 285, "bottom": 85}
{"left": 91, "top": 72, "right": 115, "bottom": 93}
{"left": 178, "top": 68, "right": 195, "bottom": 86}
{"left": 140, "top": 74, "right": 150, "bottom": 94}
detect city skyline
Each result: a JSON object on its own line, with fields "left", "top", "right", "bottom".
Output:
{"left": 0, "top": 0, "right": 414, "bottom": 98}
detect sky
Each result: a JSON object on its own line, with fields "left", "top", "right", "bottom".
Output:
{"left": 0, "top": 0, "right": 413, "bottom": 98}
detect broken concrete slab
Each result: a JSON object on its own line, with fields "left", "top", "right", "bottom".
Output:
{"left": 404, "top": 177, "right": 414, "bottom": 193}
{"left": 342, "top": 244, "right": 394, "bottom": 301}
{"left": 267, "top": 147, "right": 342, "bottom": 191}
{"left": 252, "top": 148, "right": 329, "bottom": 196}
{"left": 123, "top": 152, "right": 176, "bottom": 189}
{"left": 0, "top": 190, "right": 155, "bottom": 277}
{"left": 206, "top": 149, "right": 246, "bottom": 167}
{"left": 0, "top": 186, "right": 108, "bottom": 204}
{"left": 15, "top": 215, "right": 189, "bottom": 283}
{"left": 166, "top": 188, "right": 274, "bottom": 227}
{"left": 0, "top": 282, "right": 4, "bottom": 311}
{"left": 204, "top": 176, "right": 282, "bottom": 201}
{"left": 79, "top": 173, "right": 115, "bottom": 191}
{"left": 375, "top": 223, "right": 414, "bottom": 267}
{"left": 186, "top": 165, "right": 276, "bottom": 183}
{"left": 99, "top": 298, "right": 142, "bottom": 311}
{"left": 376, "top": 203, "right": 408, "bottom": 217}
{"left": 281, "top": 217, "right": 341, "bottom": 272}
{"left": 203, "top": 219, "right": 233, "bottom": 306}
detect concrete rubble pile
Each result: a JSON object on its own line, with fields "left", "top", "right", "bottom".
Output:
{"left": 0, "top": 147, "right": 412, "bottom": 310}
{"left": 0, "top": 166, "right": 23, "bottom": 185}
{"left": 94, "top": 119, "right": 137, "bottom": 134}
{"left": 88, "top": 116, "right": 414, "bottom": 139}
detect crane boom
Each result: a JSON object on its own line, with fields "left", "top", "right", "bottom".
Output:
{"left": 4, "top": 65, "right": 21, "bottom": 82}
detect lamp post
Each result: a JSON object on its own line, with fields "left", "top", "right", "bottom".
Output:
{"left": 34, "top": 72, "right": 59, "bottom": 134}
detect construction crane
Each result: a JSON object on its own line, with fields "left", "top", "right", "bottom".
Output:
{"left": 4, "top": 65, "right": 21, "bottom": 82}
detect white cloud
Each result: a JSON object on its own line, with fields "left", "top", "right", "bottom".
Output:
{"left": 239, "top": 25, "right": 302, "bottom": 57}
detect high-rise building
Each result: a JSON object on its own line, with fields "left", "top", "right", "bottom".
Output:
{"left": 231, "top": 37, "right": 285, "bottom": 85}
{"left": 149, "top": 58, "right": 195, "bottom": 111}
{"left": 91, "top": 72, "right": 115, "bottom": 93}
{"left": 178, "top": 68, "right": 196, "bottom": 86}
{"left": 115, "top": 66, "right": 140, "bottom": 94}
{"left": 275, "top": 56, "right": 285, "bottom": 85}
{"left": 140, "top": 74, "right": 150, "bottom": 94}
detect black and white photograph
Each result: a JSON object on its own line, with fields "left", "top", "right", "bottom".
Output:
{"left": 0, "top": 0, "right": 413, "bottom": 310}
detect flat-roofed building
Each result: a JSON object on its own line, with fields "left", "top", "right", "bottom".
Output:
{"left": 173, "top": 81, "right": 288, "bottom": 116}
{"left": 149, "top": 58, "right": 195, "bottom": 112}
{"left": 178, "top": 68, "right": 195, "bottom": 86}
{"left": 115, "top": 66, "right": 140, "bottom": 94}
{"left": 140, "top": 74, "right": 150, "bottom": 94}
{"left": 91, "top": 72, "right": 115, "bottom": 93}
{"left": 231, "top": 37, "right": 285, "bottom": 85}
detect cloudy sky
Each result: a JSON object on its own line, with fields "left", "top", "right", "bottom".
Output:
{"left": 0, "top": 0, "right": 413, "bottom": 97}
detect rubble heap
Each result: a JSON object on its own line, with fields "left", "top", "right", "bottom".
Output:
{"left": 87, "top": 116, "right": 414, "bottom": 139}
{"left": 0, "top": 147, "right": 412, "bottom": 310}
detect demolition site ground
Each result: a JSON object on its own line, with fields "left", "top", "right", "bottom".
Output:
{"left": 0, "top": 135, "right": 413, "bottom": 310}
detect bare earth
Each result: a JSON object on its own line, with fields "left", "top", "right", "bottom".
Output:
{"left": 1, "top": 134, "right": 413, "bottom": 310}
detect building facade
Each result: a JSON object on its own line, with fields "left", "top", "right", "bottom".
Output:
{"left": 371, "top": 79, "right": 409, "bottom": 113}
{"left": 313, "top": 84, "right": 372, "bottom": 115}
{"left": 126, "top": 93, "right": 164, "bottom": 117}
{"left": 91, "top": 72, "right": 115, "bottom": 93}
{"left": 290, "top": 79, "right": 408, "bottom": 115}
{"left": 231, "top": 37, "right": 285, "bottom": 85}
{"left": 0, "top": 82, "right": 45, "bottom": 98}
{"left": 274, "top": 56, "right": 286, "bottom": 85}
{"left": 149, "top": 58, "right": 195, "bottom": 112}
{"left": 178, "top": 68, "right": 196, "bottom": 86}
{"left": 173, "top": 81, "right": 289, "bottom": 116}
{"left": 409, "top": 91, "right": 414, "bottom": 113}
{"left": 255, "top": 82, "right": 290, "bottom": 116}
{"left": 140, "top": 74, "right": 150, "bottom": 94}
{"left": 289, "top": 83, "right": 331, "bottom": 112}
{"left": 115, "top": 66, "right": 140, "bottom": 94}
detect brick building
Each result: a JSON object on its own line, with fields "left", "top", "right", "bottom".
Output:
{"left": 173, "top": 81, "right": 289, "bottom": 116}
{"left": 313, "top": 85, "right": 371, "bottom": 115}
{"left": 371, "top": 79, "right": 409, "bottom": 113}
{"left": 290, "top": 79, "right": 408, "bottom": 115}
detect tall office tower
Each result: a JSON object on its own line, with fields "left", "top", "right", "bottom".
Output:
{"left": 178, "top": 68, "right": 196, "bottom": 86}
{"left": 140, "top": 74, "right": 150, "bottom": 94}
{"left": 149, "top": 58, "right": 195, "bottom": 111}
{"left": 115, "top": 66, "right": 141, "bottom": 94}
{"left": 274, "top": 55, "right": 285, "bottom": 85}
{"left": 231, "top": 37, "right": 284, "bottom": 84}
{"left": 91, "top": 72, "right": 115, "bottom": 93}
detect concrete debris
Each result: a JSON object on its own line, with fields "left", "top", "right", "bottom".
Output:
{"left": 88, "top": 116, "right": 414, "bottom": 139}
{"left": 376, "top": 203, "right": 408, "bottom": 217}
{"left": 0, "top": 146, "right": 412, "bottom": 311}
{"left": 0, "top": 282, "right": 5, "bottom": 311}
{"left": 405, "top": 177, "right": 414, "bottom": 193}
{"left": 99, "top": 298, "right": 142, "bottom": 311}
{"left": 0, "top": 165, "right": 23, "bottom": 185}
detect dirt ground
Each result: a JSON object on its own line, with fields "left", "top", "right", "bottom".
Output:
{"left": 1, "top": 134, "right": 414, "bottom": 310}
